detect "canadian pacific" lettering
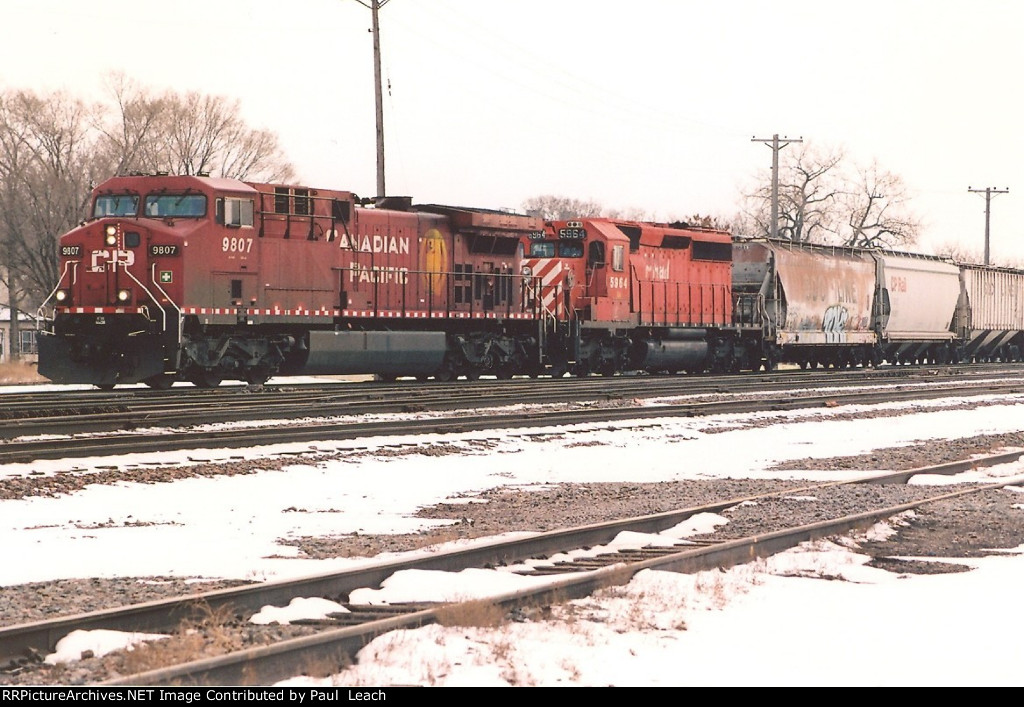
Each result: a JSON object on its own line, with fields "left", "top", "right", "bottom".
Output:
{"left": 337, "top": 233, "right": 410, "bottom": 255}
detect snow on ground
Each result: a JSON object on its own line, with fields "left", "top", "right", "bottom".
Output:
{"left": 5, "top": 380, "right": 1024, "bottom": 685}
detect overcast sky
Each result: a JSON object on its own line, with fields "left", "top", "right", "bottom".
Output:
{"left": 3, "top": 1, "right": 1023, "bottom": 261}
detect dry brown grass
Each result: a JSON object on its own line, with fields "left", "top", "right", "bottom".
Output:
{"left": 434, "top": 598, "right": 508, "bottom": 628}
{"left": 0, "top": 361, "right": 46, "bottom": 384}
{"left": 120, "top": 602, "right": 243, "bottom": 675}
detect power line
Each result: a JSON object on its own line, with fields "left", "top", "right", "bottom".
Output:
{"left": 351, "top": 0, "right": 393, "bottom": 200}
{"left": 752, "top": 134, "right": 802, "bottom": 240}
{"left": 967, "top": 186, "right": 1009, "bottom": 265}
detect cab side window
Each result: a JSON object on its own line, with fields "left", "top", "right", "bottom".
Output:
{"left": 216, "top": 197, "right": 255, "bottom": 227}
{"left": 611, "top": 245, "right": 625, "bottom": 272}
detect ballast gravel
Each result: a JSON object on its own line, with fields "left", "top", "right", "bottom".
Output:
{"left": 2, "top": 425, "right": 1024, "bottom": 685}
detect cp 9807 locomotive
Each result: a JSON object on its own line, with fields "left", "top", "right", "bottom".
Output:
{"left": 37, "top": 174, "right": 550, "bottom": 388}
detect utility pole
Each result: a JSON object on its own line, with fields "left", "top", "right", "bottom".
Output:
{"left": 752, "top": 134, "right": 802, "bottom": 240}
{"left": 968, "top": 186, "right": 1009, "bottom": 265}
{"left": 353, "top": 0, "right": 391, "bottom": 200}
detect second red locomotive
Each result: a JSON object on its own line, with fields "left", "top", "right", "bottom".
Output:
{"left": 522, "top": 218, "right": 758, "bottom": 376}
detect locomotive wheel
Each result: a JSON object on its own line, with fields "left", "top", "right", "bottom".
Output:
{"left": 433, "top": 366, "right": 456, "bottom": 382}
{"left": 95, "top": 383, "right": 116, "bottom": 391}
{"left": 143, "top": 374, "right": 176, "bottom": 390}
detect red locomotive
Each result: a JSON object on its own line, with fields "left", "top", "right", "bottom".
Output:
{"left": 37, "top": 174, "right": 547, "bottom": 388}
{"left": 523, "top": 218, "right": 761, "bottom": 376}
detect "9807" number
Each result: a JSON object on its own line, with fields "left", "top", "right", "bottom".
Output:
{"left": 222, "top": 237, "right": 253, "bottom": 254}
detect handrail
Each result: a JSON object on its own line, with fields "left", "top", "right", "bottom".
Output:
{"left": 36, "top": 260, "right": 77, "bottom": 323}
{"left": 331, "top": 266, "right": 538, "bottom": 319}
{"left": 119, "top": 262, "right": 166, "bottom": 332}
{"left": 149, "top": 264, "right": 182, "bottom": 337}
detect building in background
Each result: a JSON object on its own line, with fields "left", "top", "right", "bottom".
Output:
{"left": 0, "top": 307, "right": 38, "bottom": 365}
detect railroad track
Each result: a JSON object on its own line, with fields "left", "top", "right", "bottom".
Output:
{"left": 4, "top": 450, "right": 1023, "bottom": 685}
{"left": 1, "top": 374, "right": 1022, "bottom": 464}
{"left": 3, "top": 364, "right": 1022, "bottom": 439}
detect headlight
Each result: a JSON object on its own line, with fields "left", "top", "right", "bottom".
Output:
{"left": 105, "top": 224, "right": 118, "bottom": 246}
{"left": 116, "top": 289, "right": 131, "bottom": 303}
{"left": 55, "top": 289, "right": 69, "bottom": 303}
{"left": 521, "top": 266, "right": 532, "bottom": 276}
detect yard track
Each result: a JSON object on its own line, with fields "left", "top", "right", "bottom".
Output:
{"left": 2, "top": 367, "right": 1023, "bottom": 464}
{"left": 3, "top": 450, "right": 1024, "bottom": 685}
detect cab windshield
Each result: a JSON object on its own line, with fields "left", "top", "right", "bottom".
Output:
{"left": 145, "top": 194, "right": 207, "bottom": 218}
{"left": 93, "top": 195, "right": 139, "bottom": 217}
{"left": 528, "top": 242, "right": 584, "bottom": 258}
{"left": 528, "top": 242, "right": 556, "bottom": 258}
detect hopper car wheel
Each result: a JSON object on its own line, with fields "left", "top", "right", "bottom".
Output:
{"left": 244, "top": 368, "right": 272, "bottom": 385}
{"left": 190, "top": 371, "right": 223, "bottom": 389}
{"left": 433, "top": 366, "right": 456, "bottom": 383}
{"left": 144, "top": 374, "right": 175, "bottom": 390}
{"left": 96, "top": 383, "right": 116, "bottom": 391}
{"left": 547, "top": 360, "right": 568, "bottom": 378}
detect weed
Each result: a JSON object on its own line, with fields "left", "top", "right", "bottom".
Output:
{"left": 434, "top": 598, "right": 507, "bottom": 628}
{"left": 119, "top": 601, "right": 243, "bottom": 674}
{"left": 0, "top": 361, "right": 45, "bottom": 384}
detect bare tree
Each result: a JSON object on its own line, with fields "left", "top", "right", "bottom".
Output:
{"left": 742, "top": 144, "right": 844, "bottom": 243}
{"left": 0, "top": 79, "right": 300, "bottom": 330}
{"left": 932, "top": 240, "right": 981, "bottom": 263}
{"left": 841, "top": 160, "right": 920, "bottom": 249}
{"left": 151, "top": 91, "right": 294, "bottom": 181}
{"left": 671, "top": 213, "right": 732, "bottom": 231}
{"left": 97, "top": 75, "right": 295, "bottom": 182}
{"left": 95, "top": 73, "right": 168, "bottom": 176}
{"left": 219, "top": 127, "right": 296, "bottom": 183}
{"left": 743, "top": 143, "right": 920, "bottom": 249}
{"left": 0, "top": 89, "right": 106, "bottom": 357}
{"left": 603, "top": 206, "right": 653, "bottom": 221}
{"left": 522, "top": 195, "right": 604, "bottom": 220}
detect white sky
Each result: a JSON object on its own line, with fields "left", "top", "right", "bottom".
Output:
{"left": 4, "top": 379, "right": 1024, "bottom": 686}
{"left": 3, "top": 1, "right": 1023, "bottom": 262}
